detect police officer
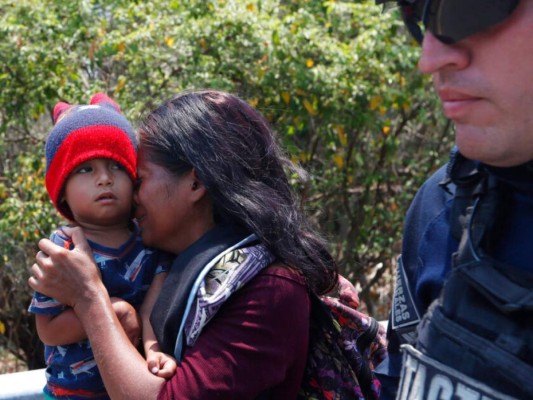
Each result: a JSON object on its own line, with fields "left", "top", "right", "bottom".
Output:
{"left": 374, "top": 0, "right": 533, "bottom": 398}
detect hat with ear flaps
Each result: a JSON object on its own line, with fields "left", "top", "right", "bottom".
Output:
{"left": 45, "top": 92, "right": 138, "bottom": 220}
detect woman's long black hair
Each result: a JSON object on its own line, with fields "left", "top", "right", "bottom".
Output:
{"left": 138, "top": 90, "right": 337, "bottom": 295}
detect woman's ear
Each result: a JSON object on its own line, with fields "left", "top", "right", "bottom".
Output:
{"left": 189, "top": 169, "right": 207, "bottom": 202}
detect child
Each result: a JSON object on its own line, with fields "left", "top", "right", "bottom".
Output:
{"left": 29, "top": 93, "right": 176, "bottom": 400}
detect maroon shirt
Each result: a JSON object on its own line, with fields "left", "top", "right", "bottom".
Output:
{"left": 158, "top": 265, "right": 310, "bottom": 400}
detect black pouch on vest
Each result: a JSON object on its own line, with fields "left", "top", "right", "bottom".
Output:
{"left": 417, "top": 259, "right": 533, "bottom": 398}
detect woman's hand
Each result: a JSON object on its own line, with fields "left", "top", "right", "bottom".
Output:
{"left": 28, "top": 226, "right": 103, "bottom": 308}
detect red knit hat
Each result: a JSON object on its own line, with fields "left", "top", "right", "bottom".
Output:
{"left": 45, "top": 93, "right": 137, "bottom": 220}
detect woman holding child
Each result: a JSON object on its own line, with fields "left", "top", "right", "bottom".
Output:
{"left": 29, "top": 90, "right": 338, "bottom": 399}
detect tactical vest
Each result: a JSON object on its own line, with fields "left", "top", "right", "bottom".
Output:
{"left": 397, "top": 153, "right": 533, "bottom": 399}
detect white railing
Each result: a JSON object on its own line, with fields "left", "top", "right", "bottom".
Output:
{"left": 0, "top": 321, "right": 388, "bottom": 399}
{"left": 0, "top": 368, "right": 46, "bottom": 399}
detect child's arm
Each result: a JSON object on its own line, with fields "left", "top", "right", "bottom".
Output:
{"left": 140, "top": 272, "right": 177, "bottom": 379}
{"left": 35, "top": 309, "right": 87, "bottom": 346}
{"left": 33, "top": 229, "right": 142, "bottom": 347}
{"left": 35, "top": 298, "right": 141, "bottom": 347}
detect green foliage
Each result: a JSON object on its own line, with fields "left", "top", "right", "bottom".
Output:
{"left": 0, "top": 152, "right": 60, "bottom": 368}
{"left": 0, "top": 0, "right": 451, "bottom": 368}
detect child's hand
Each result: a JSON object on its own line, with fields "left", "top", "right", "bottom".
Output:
{"left": 111, "top": 297, "right": 141, "bottom": 348}
{"left": 147, "top": 350, "right": 177, "bottom": 379}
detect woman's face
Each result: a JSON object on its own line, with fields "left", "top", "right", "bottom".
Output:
{"left": 134, "top": 148, "right": 214, "bottom": 254}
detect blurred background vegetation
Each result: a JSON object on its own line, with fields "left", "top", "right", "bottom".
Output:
{"left": 0, "top": 0, "right": 451, "bottom": 371}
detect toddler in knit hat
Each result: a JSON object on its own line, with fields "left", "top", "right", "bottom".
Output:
{"left": 29, "top": 93, "right": 176, "bottom": 400}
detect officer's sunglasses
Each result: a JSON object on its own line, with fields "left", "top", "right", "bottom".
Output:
{"left": 377, "top": 0, "right": 520, "bottom": 44}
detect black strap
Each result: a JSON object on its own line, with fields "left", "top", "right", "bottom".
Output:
{"left": 443, "top": 150, "right": 486, "bottom": 242}
{"left": 454, "top": 174, "right": 501, "bottom": 265}
{"left": 150, "top": 224, "right": 251, "bottom": 356}
{"left": 441, "top": 149, "right": 507, "bottom": 265}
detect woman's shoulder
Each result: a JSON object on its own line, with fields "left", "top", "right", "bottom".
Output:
{"left": 258, "top": 263, "right": 307, "bottom": 287}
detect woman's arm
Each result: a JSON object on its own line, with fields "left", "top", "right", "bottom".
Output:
{"left": 140, "top": 272, "right": 177, "bottom": 378}
{"left": 29, "top": 226, "right": 166, "bottom": 400}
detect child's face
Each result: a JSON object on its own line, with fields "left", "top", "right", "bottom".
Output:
{"left": 62, "top": 158, "right": 134, "bottom": 227}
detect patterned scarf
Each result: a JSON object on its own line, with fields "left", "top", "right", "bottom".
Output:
{"left": 183, "top": 243, "right": 276, "bottom": 347}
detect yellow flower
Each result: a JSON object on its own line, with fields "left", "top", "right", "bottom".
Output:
{"left": 303, "top": 99, "right": 318, "bottom": 116}
{"left": 164, "top": 37, "right": 174, "bottom": 47}
{"left": 369, "top": 96, "right": 381, "bottom": 111}
{"left": 336, "top": 125, "right": 347, "bottom": 147}
{"left": 281, "top": 91, "right": 290, "bottom": 105}
{"left": 333, "top": 153, "right": 344, "bottom": 169}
